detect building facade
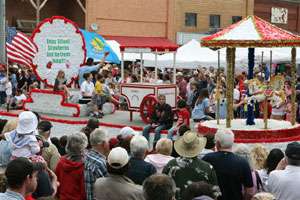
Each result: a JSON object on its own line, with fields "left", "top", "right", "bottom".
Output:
{"left": 85, "top": 0, "right": 254, "bottom": 43}
{"left": 254, "top": 0, "right": 300, "bottom": 33}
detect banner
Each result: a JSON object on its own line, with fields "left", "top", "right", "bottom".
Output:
{"left": 80, "top": 29, "right": 120, "bottom": 64}
{"left": 32, "top": 16, "right": 86, "bottom": 87}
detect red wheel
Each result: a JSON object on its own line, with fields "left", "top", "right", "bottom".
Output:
{"left": 140, "top": 94, "right": 158, "bottom": 124}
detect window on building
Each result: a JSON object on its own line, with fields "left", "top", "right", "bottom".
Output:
{"left": 209, "top": 15, "right": 220, "bottom": 28}
{"left": 185, "top": 13, "right": 197, "bottom": 27}
{"left": 232, "top": 16, "right": 242, "bottom": 24}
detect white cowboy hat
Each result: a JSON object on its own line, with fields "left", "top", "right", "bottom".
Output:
{"left": 16, "top": 111, "right": 38, "bottom": 135}
{"left": 174, "top": 131, "right": 207, "bottom": 158}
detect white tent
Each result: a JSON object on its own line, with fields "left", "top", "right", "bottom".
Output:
{"left": 143, "top": 39, "right": 226, "bottom": 68}
{"left": 106, "top": 40, "right": 155, "bottom": 62}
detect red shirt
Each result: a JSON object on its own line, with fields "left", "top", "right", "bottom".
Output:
{"left": 55, "top": 156, "right": 86, "bottom": 200}
{"left": 177, "top": 108, "right": 190, "bottom": 127}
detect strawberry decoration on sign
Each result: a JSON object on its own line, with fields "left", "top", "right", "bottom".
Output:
{"left": 46, "top": 61, "right": 52, "bottom": 69}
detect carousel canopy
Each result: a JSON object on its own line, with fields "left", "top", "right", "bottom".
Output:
{"left": 201, "top": 15, "right": 300, "bottom": 48}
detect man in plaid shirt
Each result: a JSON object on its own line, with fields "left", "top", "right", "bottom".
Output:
{"left": 84, "top": 128, "right": 110, "bottom": 200}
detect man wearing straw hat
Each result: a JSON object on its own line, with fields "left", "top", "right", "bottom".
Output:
{"left": 162, "top": 131, "right": 218, "bottom": 200}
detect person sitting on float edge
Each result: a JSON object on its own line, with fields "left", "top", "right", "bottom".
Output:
{"left": 142, "top": 94, "right": 174, "bottom": 143}
{"left": 79, "top": 72, "right": 94, "bottom": 104}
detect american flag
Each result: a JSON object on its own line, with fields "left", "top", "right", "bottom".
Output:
{"left": 6, "top": 27, "right": 37, "bottom": 67}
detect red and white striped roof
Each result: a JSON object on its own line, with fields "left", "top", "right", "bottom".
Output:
{"left": 201, "top": 15, "right": 300, "bottom": 48}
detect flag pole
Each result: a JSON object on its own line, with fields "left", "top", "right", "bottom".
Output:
{"left": 0, "top": 0, "right": 6, "bottom": 65}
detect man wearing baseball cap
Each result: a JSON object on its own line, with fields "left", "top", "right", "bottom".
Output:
{"left": 94, "top": 147, "right": 144, "bottom": 200}
{"left": 267, "top": 142, "right": 300, "bottom": 200}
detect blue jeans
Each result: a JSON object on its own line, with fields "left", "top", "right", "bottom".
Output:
{"left": 167, "top": 127, "right": 177, "bottom": 140}
{"left": 0, "top": 91, "right": 6, "bottom": 105}
{"left": 143, "top": 124, "right": 168, "bottom": 143}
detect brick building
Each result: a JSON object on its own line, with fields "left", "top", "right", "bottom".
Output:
{"left": 7, "top": 0, "right": 254, "bottom": 43}
{"left": 86, "top": 0, "right": 254, "bottom": 43}
{"left": 6, "top": 0, "right": 85, "bottom": 32}
{"left": 254, "top": 0, "right": 300, "bottom": 34}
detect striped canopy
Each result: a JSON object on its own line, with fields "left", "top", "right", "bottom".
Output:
{"left": 201, "top": 15, "right": 300, "bottom": 48}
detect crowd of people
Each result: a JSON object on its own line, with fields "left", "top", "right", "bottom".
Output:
{"left": 0, "top": 54, "right": 299, "bottom": 200}
{"left": 0, "top": 110, "right": 299, "bottom": 200}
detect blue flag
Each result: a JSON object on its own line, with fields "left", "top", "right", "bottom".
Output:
{"left": 80, "top": 29, "right": 120, "bottom": 64}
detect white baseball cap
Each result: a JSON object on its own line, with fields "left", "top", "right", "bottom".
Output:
{"left": 107, "top": 147, "right": 129, "bottom": 169}
{"left": 16, "top": 111, "right": 38, "bottom": 135}
{"left": 119, "top": 126, "right": 137, "bottom": 137}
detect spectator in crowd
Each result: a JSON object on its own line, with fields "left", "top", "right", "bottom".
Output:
{"left": 0, "top": 65, "right": 7, "bottom": 106}
{"left": 251, "top": 192, "right": 275, "bottom": 200}
{"left": 144, "top": 138, "right": 174, "bottom": 173}
{"left": 176, "top": 72, "right": 187, "bottom": 99}
{"left": 0, "top": 119, "right": 16, "bottom": 167}
{"left": 126, "top": 135, "right": 156, "bottom": 185}
{"left": 267, "top": 142, "right": 300, "bottom": 200}
{"left": 198, "top": 134, "right": 216, "bottom": 159}
{"left": 94, "top": 147, "right": 144, "bottom": 200}
{"left": 38, "top": 121, "right": 60, "bottom": 171}
{"left": 143, "top": 174, "right": 176, "bottom": 200}
{"left": 55, "top": 132, "right": 88, "bottom": 200}
{"left": 0, "top": 157, "right": 39, "bottom": 199}
{"left": 5, "top": 111, "right": 40, "bottom": 158}
{"left": 143, "top": 94, "right": 174, "bottom": 143}
{"left": 234, "top": 144, "right": 263, "bottom": 194}
{"left": 167, "top": 99, "right": 190, "bottom": 140}
{"left": 203, "top": 129, "right": 253, "bottom": 200}
{"left": 183, "top": 181, "right": 220, "bottom": 200}
{"left": 9, "top": 89, "right": 27, "bottom": 109}
{"left": 192, "top": 89, "right": 213, "bottom": 122}
{"left": 29, "top": 155, "right": 58, "bottom": 199}
{"left": 257, "top": 148, "right": 284, "bottom": 189}
{"left": 84, "top": 128, "right": 109, "bottom": 200}
{"left": 250, "top": 144, "right": 269, "bottom": 170}
{"left": 163, "top": 131, "right": 218, "bottom": 200}
{"left": 186, "top": 80, "right": 199, "bottom": 109}
{"left": 81, "top": 118, "right": 99, "bottom": 149}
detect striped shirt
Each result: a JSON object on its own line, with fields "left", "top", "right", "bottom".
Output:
{"left": 84, "top": 149, "right": 107, "bottom": 200}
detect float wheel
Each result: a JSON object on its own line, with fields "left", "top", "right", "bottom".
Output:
{"left": 140, "top": 94, "right": 158, "bottom": 124}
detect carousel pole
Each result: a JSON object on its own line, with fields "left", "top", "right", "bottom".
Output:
{"left": 269, "top": 50, "right": 272, "bottom": 79}
{"left": 226, "top": 48, "right": 233, "bottom": 128}
{"left": 173, "top": 52, "right": 176, "bottom": 84}
{"left": 291, "top": 47, "right": 297, "bottom": 125}
{"left": 216, "top": 50, "right": 220, "bottom": 125}
{"left": 140, "top": 52, "right": 143, "bottom": 83}
{"left": 154, "top": 49, "right": 158, "bottom": 82}
{"left": 121, "top": 51, "right": 124, "bottom": 82}
{"left": 231, "top": 48, "right": 236, "bottom": 120}
{"left": 264, "top": 96, "right": 268, "bottom": 129}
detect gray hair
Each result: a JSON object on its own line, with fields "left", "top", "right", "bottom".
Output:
{"left": 66, "top": 132, "right": 88, "bottom": 156}
{"left": 155, "top": 138, "right": 173, "bottom": 156}
{"left": 90, "top": 128, "right": 107, "bottom": 146}
{"left": 215, "top": 129, "right": 234, "bottom": 149}
{"left": 234, "top": 144, "right": 253, "bottom": 169}
{"left": 130, "top": 135, "right": 148, "bottom": 158}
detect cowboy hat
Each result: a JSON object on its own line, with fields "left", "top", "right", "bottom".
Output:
{"left": 174, "top": 131, "right": 207, "bottom": 158}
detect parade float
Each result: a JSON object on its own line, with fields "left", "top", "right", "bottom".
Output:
{"left": 111, "top": 37, "right": 180, "bottom": 123}
{"left": 200, "top": 15, "right": 300, "bottom": 143}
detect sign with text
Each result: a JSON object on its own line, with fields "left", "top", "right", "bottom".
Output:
{"left": 32, "top": 16, "right": 86, "bottom": 86}
{"left": 271, "top": 7, "right": 288, "bottom": 24}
